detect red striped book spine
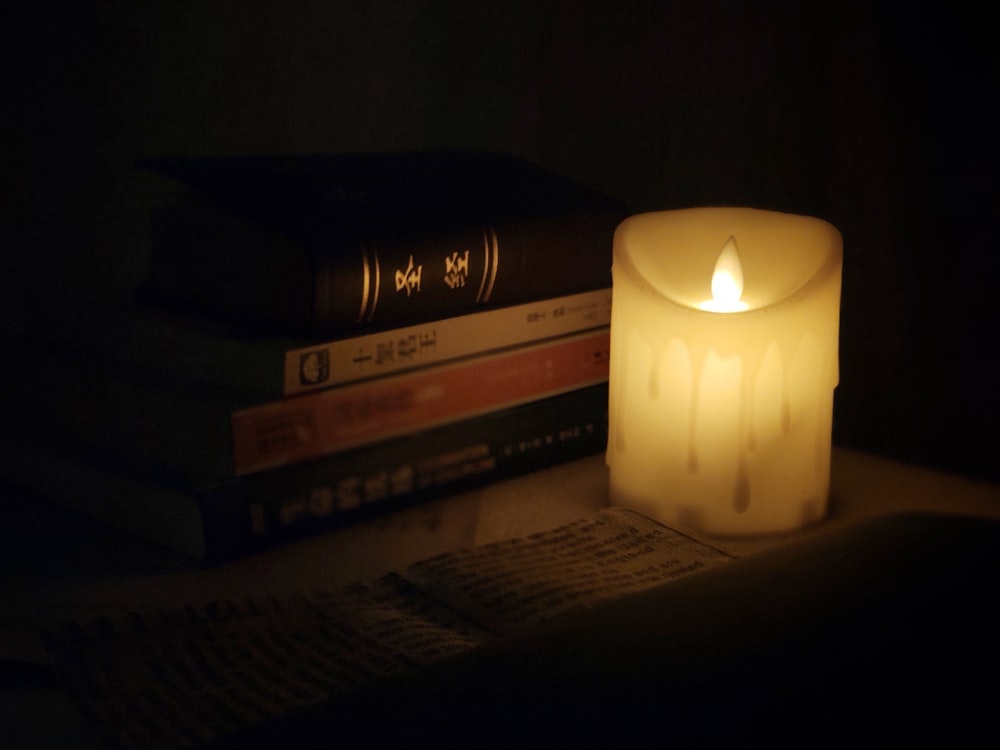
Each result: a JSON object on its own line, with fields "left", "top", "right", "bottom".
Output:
{"left": 231, "top": 329, "right": 610, "bottom": 476}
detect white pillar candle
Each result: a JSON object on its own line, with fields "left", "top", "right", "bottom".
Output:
{"left": 606, "top": 207, "right": 842, "bottom": 535}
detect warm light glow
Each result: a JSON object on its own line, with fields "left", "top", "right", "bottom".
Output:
{"left": 608, "top": 207, "right": 843, "bottom": 536}
{"left": 699, "top": 236, "right": 749, "bottom": 312}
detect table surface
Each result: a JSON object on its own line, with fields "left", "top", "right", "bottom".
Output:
{"left": 2, "top": 445, "right": 999, "bottom": 747}
{"left": 3, "top": 445, "right": 1000, "bottom": 626}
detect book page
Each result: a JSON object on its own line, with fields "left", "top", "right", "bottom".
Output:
{"left": 45, "top": 580, "right": 490, "bottom": 750}
{"left": 403, "top": 508, "right": 737, "bottom": 634}
{"left": 44, "top": 508, "right": 735, "bottom": 749}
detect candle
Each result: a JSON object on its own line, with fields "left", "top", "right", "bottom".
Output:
{"left": 606, "top": 207, "right": 842, "bottom": 535}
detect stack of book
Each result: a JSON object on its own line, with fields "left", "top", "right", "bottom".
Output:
{"left": 0, "top": 151, "right": 626, "bottom": 563}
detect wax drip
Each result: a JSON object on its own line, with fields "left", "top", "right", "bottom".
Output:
{"left": 687, "top": 355, "right": 701, "bottom": 473}
{"left": 781, "top": 358, "right": 792, "bottom": 433}
{"left": 648, "top": 345, "right": 662, "bottom": 400}
{"left": 614, "top": 351, "right": 629, "bottom": 452}
{"left": 744, "top": 365, "right": 756, "bottom": 452}
{"left": 733, "top": 454, "right": 751, "bottom": 513}
{"left": 813, "top": 378, "right": 827, "bottom": 476}
{"left": 734, "top": 363, "right": 752, "bottom": 512}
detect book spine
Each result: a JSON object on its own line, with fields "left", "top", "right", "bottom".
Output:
{"left": 284, "top": 287, "right": 612, "bottom": 396}
{"left": 143, "top": 192, "right": 622, "bottom": 336}
{"left": 313, "top": 211, "right": 619, "bottom": 334}
{"left": 232, "top": 328, "right": 611, "bottom": 476}
{"left": 202, "top": 383, "right": 610, "bottom": 563}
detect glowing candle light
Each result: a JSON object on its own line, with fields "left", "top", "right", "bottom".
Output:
{"left": 606, "top": 208, "right": 842, "bottom": 535}
{"left": 699, "top": 236, "right": 749, "bottom": 312}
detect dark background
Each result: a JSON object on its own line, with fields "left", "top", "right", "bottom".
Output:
{"left": 5, "top": 1, "right": 997, "bottom": 484}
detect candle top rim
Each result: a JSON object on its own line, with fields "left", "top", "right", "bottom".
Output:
{"left": 613, "top": 207, "right": 842, "bottom": 314}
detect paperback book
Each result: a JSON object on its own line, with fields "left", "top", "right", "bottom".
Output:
{"left": 0, "top": 324, "right": 608, "bottom": 485}
{"left": 0, "top": 151, "right": 625, "bottom": 563}
{"left": 3, "top": 283, "right": 610, "bottom": 399}
{"left": 231, "top": 327, "right": 609, "bottom": 475}
{"left": 1, "top": 383, "right": 610, "bottom": 562}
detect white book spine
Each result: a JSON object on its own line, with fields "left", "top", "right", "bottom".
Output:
{"left": 283, "top": 287, "right": 612, "bottom": 396}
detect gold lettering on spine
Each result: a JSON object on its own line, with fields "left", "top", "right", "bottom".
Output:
{"left": 476, "top": 226, "right": 499, "bottom": 303}
{"left": 371, "top": 248, "right": 381, "bottom": 320}
{"left": 358, "top": 245, "right": 382, "bottom": 323}
{"left": 358, "top": 245, "right": 371, "bottom": 322}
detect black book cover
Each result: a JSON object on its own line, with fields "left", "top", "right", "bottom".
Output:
{"left": 138, "top": 150, "right": 627, "bottom": 335}
{"left": 201, "top": 382, "right": 610, "bottom": 563}
{"left": 0, "top": 378, "right": 609, "bottom": 564}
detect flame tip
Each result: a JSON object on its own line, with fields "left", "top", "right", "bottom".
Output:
{"left": 710, "top": 237, "right": 744, "bottom": 307}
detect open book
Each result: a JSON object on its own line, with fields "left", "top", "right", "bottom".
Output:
{"left": 43, "top": 508, "right": 735, "bottom": 749}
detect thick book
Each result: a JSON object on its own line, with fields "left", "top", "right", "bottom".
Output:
{"left": 231, "top": 327, "right": 610, "bottom": 475}
{"left": 0, "top": 383, "right": 610, "bottom": 563}
{"left": 280, "top": 286, "right": 611, "bottom": 396}
{"left": 137, "top": 150, "right": 626, "bottom": 335}
{"left": 3, "top": 282, "right": 610, "bottom": 398}
{"left": 0, "top": 327, "right": 609, "bottom": 487}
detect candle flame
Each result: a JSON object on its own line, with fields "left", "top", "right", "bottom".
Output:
{"left": 712, "top": 236, "right": 743, "bottom": 303}
{"left": 699, "top": 236, "right": 749, "bottom": 312}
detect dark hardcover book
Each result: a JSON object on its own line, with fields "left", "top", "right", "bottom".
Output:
{"left": 0, "top": 383, "right": 609, "bottom": 563}
{"left": 137, "top": 150, "right": 627, "bottom": 335}
{"left": 0, "top": 325, "right": 608, "bottom": 489}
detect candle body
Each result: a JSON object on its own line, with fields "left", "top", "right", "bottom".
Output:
{"left": 606, "top": 208, "right": 842, "bottom": 535}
